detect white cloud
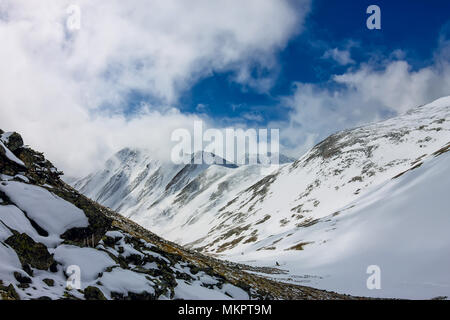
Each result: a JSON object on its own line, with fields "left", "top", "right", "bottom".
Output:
{"left": 2, "top": 0, "right": 448, "bottom": 174}
{"left": 322, "top": 48, "right": 355, "bottom": 66}
{"left": 274, "top": 45, "right": 450, "bottom": 157}
{"left": 0, "top": 0, "right": 310, "bottom": 176}
{"left": 241, "top": 112, "right": 264, "bottom": 123}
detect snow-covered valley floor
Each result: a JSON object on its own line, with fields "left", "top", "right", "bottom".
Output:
{"left": 224, "top": 149, "right": 450, "bottom": 299}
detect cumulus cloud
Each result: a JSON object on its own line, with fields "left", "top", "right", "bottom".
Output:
{"left": 322, "top": 48, "right": 355, "bottom": 66}
{"left": 0, "top": 0, "right": 310, "bottom": 176}
{"left": 275, "top": 43, "right": 450, "bottom": 157}
{"left": 2, "top": 0, "right": 448, "bottom": 174}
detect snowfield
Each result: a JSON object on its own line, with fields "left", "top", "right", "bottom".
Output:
{"left": 0, "top": 181, "right": 89, "bottom": 245}
{"left": 229, "top": 148, "right": 450, "bottom": 299}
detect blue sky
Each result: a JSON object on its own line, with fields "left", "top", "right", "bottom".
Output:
{"left": 177, "top": 0, "right": 450, "bottom": 125}
{"left": 1, "top": 0, "right": 449, "bottom": 175}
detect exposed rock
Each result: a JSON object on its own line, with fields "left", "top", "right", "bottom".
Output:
{"left": 14, "top": 272, "right": 32, "bottom": 284}
{"left": 83, "top": 286, "right": 107, "bottom": 300}
{"left": 5, "top": 232, "right": 54, "bottom": 270}
{"left": 0, "top": 281, "right": 20, "bottom": 300}
{"left": 125, "top": 291, "right": 156, "bottom": 300}
{"left": 55, "top": 189, "right": 112, "bottom": 247}
{"left": 5, "top": 132, "right": 24, "bottom": 152}
{"left": 42, "top": 279, "right": 55, "bottom": 287}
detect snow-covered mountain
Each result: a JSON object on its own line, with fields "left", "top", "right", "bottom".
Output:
{"left": 73, "top": 96, "right": 450, "bottom": 299}
{"left": 193, "top": 96, "right": 450, "bottom": 299}
{"left": 199, "top": 98, "right": 450, "bottom": 254}
{"left": 0, "top": 129, "right": 347, "bottom": 300}
{"left": 72, "top": 149, "right": 294, "bottom": 245}
{"left": 239, "top": 143, "right": 450, "bottom": 299}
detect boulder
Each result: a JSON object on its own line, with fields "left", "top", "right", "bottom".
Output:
{"left": 5, "top": 132, "right": 24, "bottom": 152}
{"left": 13, "top": 272, "right": 32, "bottom": 285}
{"left": 84, "top": 286, "right": 107, "bottom": 300}
{"left": 5, "top": 232, "right": 54, "bottom": 270}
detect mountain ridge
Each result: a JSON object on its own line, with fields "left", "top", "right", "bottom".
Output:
{"left": 71, "top": 96, "right": 450, "bottom": 298}
{"left": 0, "top": 129, "right": 353, "bottom": 300}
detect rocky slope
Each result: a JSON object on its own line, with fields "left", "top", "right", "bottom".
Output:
{"left": 0, "top": 129, "right": 352, "bottom": 300}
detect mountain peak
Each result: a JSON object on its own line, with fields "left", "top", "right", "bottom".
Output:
{"left": 68, "top": 96, "right": 450, "bottom": 299}
{"left": 1, "top": 128, "right": 349, "bottom": 300}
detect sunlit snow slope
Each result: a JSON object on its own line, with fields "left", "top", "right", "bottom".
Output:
{"left": 73, "top": 152, "right": 290, "bottom": 244}
{"left": 230, "top": 143, "right": 450, "bottom": 299}
{"left": 74, "top": 96, "right": 450, "bottom": 299}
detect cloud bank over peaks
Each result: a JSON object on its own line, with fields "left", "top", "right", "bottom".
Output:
{"left": 0, "top": 0, "right": 310, "bottom": 176}
{"left": 275, "top": 40, "right": 450, "bottom": 157}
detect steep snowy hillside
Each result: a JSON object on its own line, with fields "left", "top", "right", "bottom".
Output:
{"left": 196, "top": 96, "right": 450, "bottom": 299}
{"left": 74, "top": 97, "right": 450, "bottom": 258}
{"left": 230, "top": 143, "right": 450, "bottom": 299}
{"left": 73, "top": 150, "right": 293, "bottom": 244}
{"left": 73, "top": 96, "right": 450, "bottom": 299}
{"left": 73, "top": 148, "right": 185, "bottom": 212}
{"left": 193, "top": 97, "right": 450, "bottom": 255}
{"left": 0, "top": 129, "right": 350, "bottom": 300}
